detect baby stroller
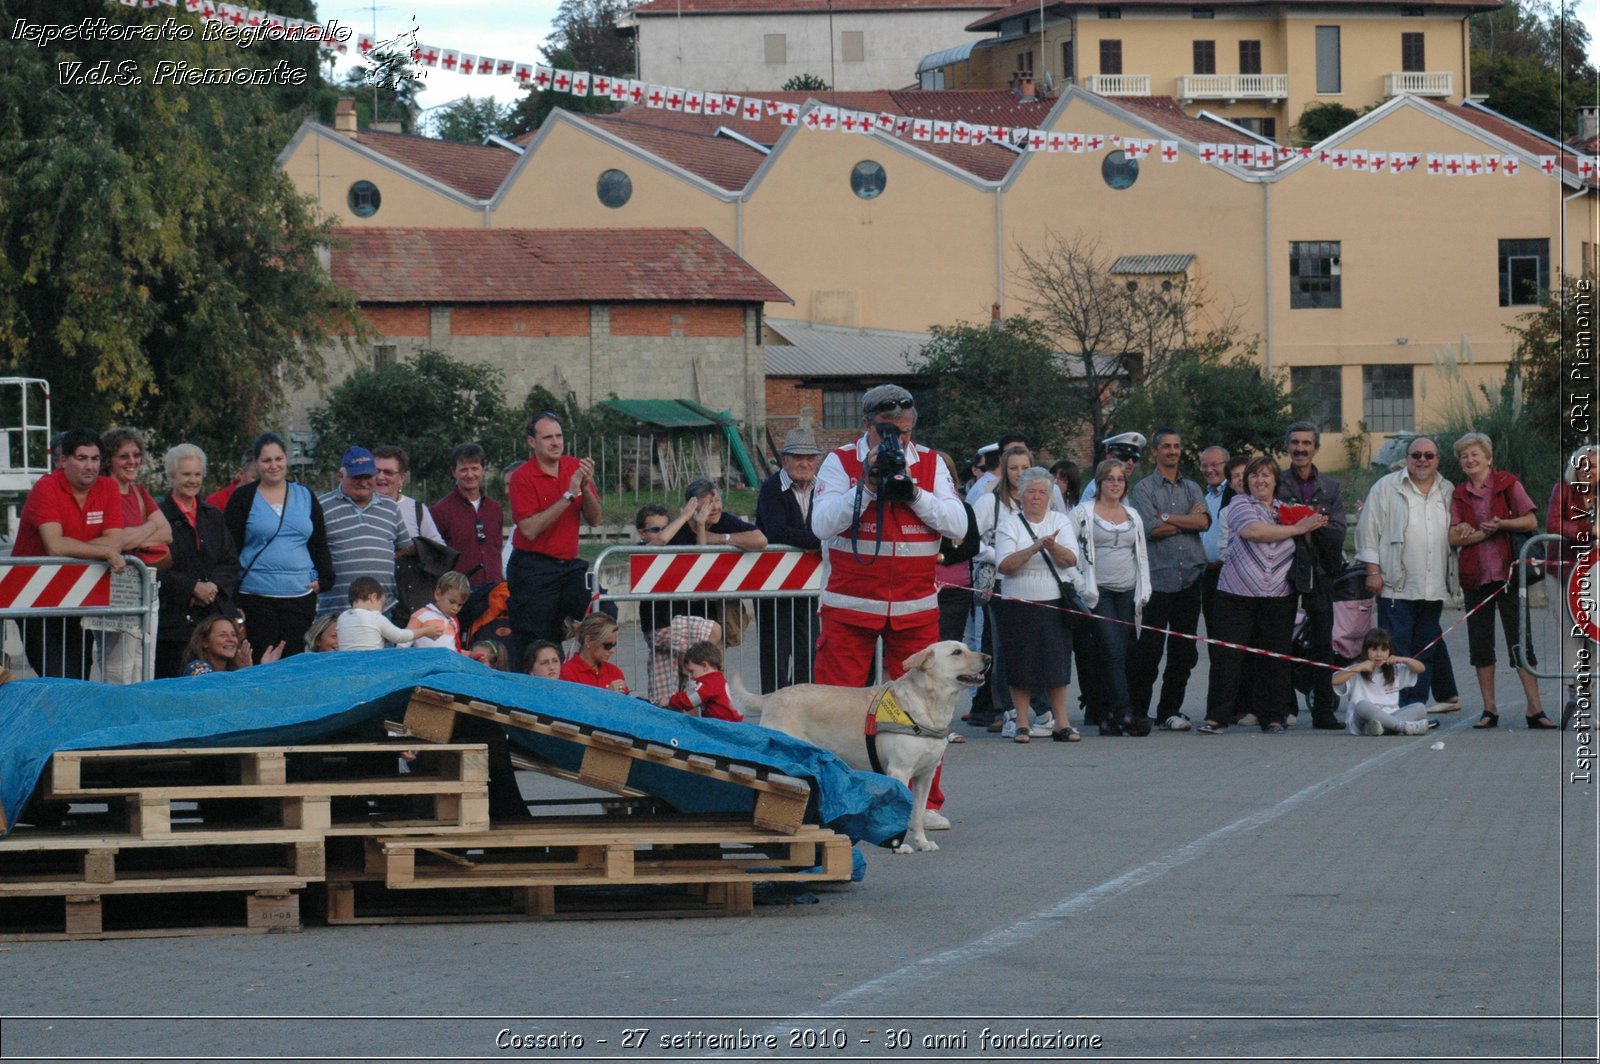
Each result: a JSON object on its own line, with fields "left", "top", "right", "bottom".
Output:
{"left": 1290, "top": 563, "right": 1377, "bottom": 713}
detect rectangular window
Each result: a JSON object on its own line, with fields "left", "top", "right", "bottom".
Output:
{"left": 1100, "top": 39, "right": 1122, "bottom": 75}
{"left": 763, "top": 33, "right": 786, "bottom": 64}
{"left": 822, "top": 389, "right": 858, "bottom": 429}
{"left": 1098, "top": 6, "right": 1121, "bottom": 17}
{"left": 373, "top": 344, "right": 397, "bottom": 371}
{"left": 1239, "top": 39, "right": 1262, "bottom": 75}
{"left": 1018, "top": 50, "right": 1034, "bottom": 73}
{"left": 1499, "top": 238, "right": 1549, "bottom": 306}
{"left": 1315, "top": 25, "right": 1341, "bottom": 93}
{"left": 841, "top": 30, "right": 865, "bottom": 63}
{"left": 1401, "top": 32, "right": 1425, "bottom": 72}
{"left": 1062, "top": 41, "right": 1075, "bottom": 82}
{"left": 1290, "top": 240, "right": 1341, "bottom": 309}
{"left": 1236, "top": 116, "right": 1277, "bottom": 139}
{"left": 1291, "top": 366, "right": 1343, "bottom": 433}
{"left": 1191, "top": 6, "right": 1214, "bottom": 16}
{"left": 1363, "top": 365, "right": 1414, "bottom": 432}
{"left": 1193, "top": 40, "right": 1216, "bottom": 74}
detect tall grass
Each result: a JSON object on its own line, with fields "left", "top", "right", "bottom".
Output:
{"left": 1424, "top": 336, "right": 1561, "bottom": 506}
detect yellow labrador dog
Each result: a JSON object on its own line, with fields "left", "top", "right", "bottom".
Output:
{"left": 730, "top": 641, "right": 989, "bottom": 854}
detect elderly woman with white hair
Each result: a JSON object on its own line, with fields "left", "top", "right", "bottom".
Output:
{"left": 1547, "top": 443, "right": 1600, "bottom": 727}
{"left": 156, "top": 443, "right": 242, "bottom": 679}
{"left": 1447, "top": 432, "right": 1551, "bottom": 729}
{"left": 994, "top": 466, "right": 1083, "bottom": 742}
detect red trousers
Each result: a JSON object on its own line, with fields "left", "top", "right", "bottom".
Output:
{"left": 814, "top": 609, "right": 946, "bottom": 810}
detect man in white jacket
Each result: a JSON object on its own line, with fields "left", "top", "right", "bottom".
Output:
{"left": 1353, "top": 437, "right": 1460, "bottom": 711}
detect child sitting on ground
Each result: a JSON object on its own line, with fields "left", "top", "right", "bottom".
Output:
{"left": 526, "top": 640, "right": 563, "bottom": 679}
{"left": 666, "top": 641, "right": 743, "bottom": 722}
{"left": 1334, "top": 627, "right": 1433, "bottom": 736}
{"left": 408, "top": 571, "right": 471, "bottom": 653}
{"left": 337, "top": 576, "right": 446, "bottom": 651}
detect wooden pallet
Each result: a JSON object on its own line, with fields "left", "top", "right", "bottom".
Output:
{"left": 317, "top": 876, "right": 758, "bottom": 923}
{"left": 38, "top": 743, "right": 491, "bottom": 838}
{"left": 0, "top": 833, "right": 325, "bottom": 892}
{"left": 402, "top": 688, "right": 812, "bottom": 834}
{"left": 0, "top": 878, "right": 303, "bottom": 941}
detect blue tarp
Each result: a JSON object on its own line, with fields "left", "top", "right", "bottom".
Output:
{"left": 0, "top": 650, "right": 911, "bottom": 844}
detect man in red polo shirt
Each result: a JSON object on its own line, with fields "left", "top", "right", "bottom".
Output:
{"left": 506, "top": 411, "right": 601, "bottom": 659}
{"left": 13, "top": 427, "right": 128, "bottom": 679}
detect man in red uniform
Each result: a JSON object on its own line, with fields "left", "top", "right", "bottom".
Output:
{"left": 12, "top": 427, "right": 128, "bottom": 679}
{"left": 812, "top": 385, "right": 969, "bottom": 828}
{"left": 506, "top": 412, "right": 601, "bottom": 660}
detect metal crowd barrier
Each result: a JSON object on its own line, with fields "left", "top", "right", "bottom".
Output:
{"left": 1521, "top": 531, "right": 1595, "bottom": 682}
{"left": 587, "top": 544, "right": 823, "bottom": 703}
{"left": 0, "top": 556, "right": 160, "bottom": 683}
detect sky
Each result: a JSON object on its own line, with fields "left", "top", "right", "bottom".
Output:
{"left": 313, "top": 0, "right": 1600, "bottom": 120}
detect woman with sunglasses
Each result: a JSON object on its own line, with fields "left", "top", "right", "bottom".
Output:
{"left": 559, "top": 613, "right": 631, "bottom": 693}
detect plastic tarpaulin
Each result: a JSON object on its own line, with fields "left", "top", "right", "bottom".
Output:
{"left": 0, "top": 650, "right": 911, "bottom": 843}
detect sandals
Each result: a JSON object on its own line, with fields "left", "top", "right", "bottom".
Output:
{"left": 1051, "top": 726, "right": 1082, "bottom": 742}
{"left": 1196, "top": 721, "right": 1225, "bottom": 734}
{"left": 1526, "top": 712, "right": 1558, "bottom": 730}
{"left": 1473, "top": 711, "right": 1499, "bottom": 730}
{"left": 1013, "top": 731, "right": 1031, "bottom": 743}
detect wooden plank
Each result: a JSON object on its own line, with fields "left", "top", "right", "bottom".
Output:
{"left": 64, "top": 895, "right": 101, "bottom": 936}
{"left": 0, "top": 875, "right": 309, "bottom": 899}
{"left": 752, "top": 791, "right": 808, "bottom": 834}
{"left": 242, "top": 752, "right": 285, "bottom": 786}
{"left": 401, "top": 696, "right": 462, "bottom": 743}
{"left": 576, "top": 747, "right": 633, "bottom": 790}
{"left": 82, "top": 849, "right": 115, "bottom": 885}
{"left": 245, "top": 890, "right": 300, "bottom": 931}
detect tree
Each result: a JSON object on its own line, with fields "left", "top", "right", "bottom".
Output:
{"left": 1110, "top": 352, "right": 1294, "bottom": 466}
{"left": 1503, "top": 275, "right": 1578, "bottom": 442}
{"left": 429, "top": 96, "right": 515, "bottom": 143}
{"left": 1294, "top": 101, "right": 1361, "bottom": 144}
{"left": 1470, "top": 0, "right": 1598, "bottom": 139}
{"left": 908, "top": 317, "right": 1080, "bottom": 462}
{"left": 0, "top": 0, "right": 359, "bottom": 466}
{"left": 782, "top": 74, "right": 831, "bottom": 91}
{"left": 1014, "top": 232, "right": 1253, "bottom": 454}
{"left": 339, "top": 48, "right": 426, "bottom": 134}
{"left": 507, "top": 46, "right": 621, "bottom": 136}
{"left": 308, "top": 351, "right": 517, "bottom": 491}
{"left": 508, "top": 0, "right": 634, "bottom": 136}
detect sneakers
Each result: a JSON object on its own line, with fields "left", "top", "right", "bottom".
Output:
{"left": 1283, "top": 713, "right": 1298, "bottom": 728}
{"left": 1264, "top": 722, "right": 1286, "bottom": 734}
{"left": 1162, "top": 714, "right": 1193, "bottom": 731}
{"left": 1426, "top": 719, "right": 1440, "bottom": 730}
{"left": 1027, "top": 720, "right": 1056, "bottom": 738}
{"left": 922, "top": 809, "right": 951, "bottom": 830}
{"left": 1401, "top": 720, "right": 1430, "bottom": 736}
{"left": 1000, "top": 715, "right": 1018, "bottom": 738}
{"left": 1360, "top": 718, "right": 1386, "bottom": 737}
{"left": 1235, "top": 713, "right": 1259, "bottom": 728}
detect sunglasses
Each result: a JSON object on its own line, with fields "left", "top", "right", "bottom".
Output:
{"left": 643, "top": 524, "right": 666, "bottom": 534}
{"left": 599, "top": 641, "right": 618, "bottom": 650}
{"left": 1408, "top": 451, "right": 1438, "bottom": 460}
{"left": 868, "top": 398, "right": 915, "bottom": 414}
{"left": 474, "top": 519, "right": 486, "bottom": 544}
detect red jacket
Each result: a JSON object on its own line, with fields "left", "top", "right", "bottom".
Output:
{"left": 818, "top": 445, "right": 944, "bottom": 629}
{"left": 667, "top": 670, "right": 742, "bottom": 721}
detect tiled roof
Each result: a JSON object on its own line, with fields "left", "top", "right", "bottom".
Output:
{"left": 331, "top": 228, "right": 790, "bottom": 304}
{"left": 897, "top": 137, "right": 1020, "bottom": 181}
{"left": 968, "top": 0, "right": 1497, "bottom": 29}
{"left": 1112, "top": 96, "right": 1236, "bottom": 146}
{"left": 347, "top": 128, "right": 520, "bottom": 201}
{"left": 633, "top": 0, "right": 998, "bottom": 14}
{"left": 763, "top": 318, "right": 929, "bottom": 376}
{"left": 583, "top": 113, "right": 768, "bottom": 190}
{"left": 1424, "top": 99, "right": 1590, "bottom": 182}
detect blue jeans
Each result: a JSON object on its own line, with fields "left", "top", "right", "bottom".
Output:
{"left": 1086, "top": 587, "right": 1137, "bottom": 719}
{"left": 1377, "top": 597, "right": 1459, "bottom": 706}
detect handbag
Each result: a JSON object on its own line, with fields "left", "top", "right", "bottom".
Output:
{"left": 970, "top": 492, "right": 1001, "bottom": 593}
{"left": 131, "top": 489, "right": 173, "bottom": 571}
{"left": 1016, "top": 512, "right": 1084, "bottom": 633}
{"left": 395, "top": 501, "right": 463, "bottom": 618}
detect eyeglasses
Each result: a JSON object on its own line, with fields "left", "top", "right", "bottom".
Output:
{"left": 1408, "top": 451, "right": 1438, "bottom": 461}
{"left": 474, "top": 519, "right": 486, "bottom": 543}
{"left": 643, "top": 524, "right": 666, "bottom": 534}
{"left": 868, "top": 398, "right": 915, "bottom": 414}
{"left": 599, "top": 641, "right": 618, "bottom": 650}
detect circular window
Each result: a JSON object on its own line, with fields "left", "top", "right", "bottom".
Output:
{"left": 597, "top": 169, "right": 633, "bottom": 209}
{"left": 347, "top": 180, "right": 381, "bottom": 218}
{"left": 1100, "top": 150, "right": 1139, "bottom": 191}
{"left": 850, "top": 160, "right": 887, "bottom": 200}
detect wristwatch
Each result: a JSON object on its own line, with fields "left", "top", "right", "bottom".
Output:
{"left": 561, "top": 490, "right": 576, "bottom": 503}
{"left": 1160, "top": 512, "right": 1171, "bottom": 524}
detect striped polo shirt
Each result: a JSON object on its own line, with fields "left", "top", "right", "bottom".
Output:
{"left": 316, "top": 489, "right": 412, "bottom": 615}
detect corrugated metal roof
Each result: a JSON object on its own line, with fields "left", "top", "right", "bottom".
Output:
{"left": 600, "top": 399, "right": 735, "bottom": 428}
{"left": 763, "top": 318, "right": 930, "bottom": 378}
{"left": 1109, "top": 254, "right": 1195, "bottom": 275}
{"left": 917, "top": 40, "right": 982, "bottom": 74}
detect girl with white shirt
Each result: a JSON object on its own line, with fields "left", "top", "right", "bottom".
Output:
{"left": 1070, "top": 459, "right": 1152, "bottom": 736}
{"left": 995, "top": 467, "right": 1083, "bottom": 743}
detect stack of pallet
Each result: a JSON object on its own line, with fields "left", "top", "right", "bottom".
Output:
{"left": 0, "top": 686, "right": 857, "bottom": 939}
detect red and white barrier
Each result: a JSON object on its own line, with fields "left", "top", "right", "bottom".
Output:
{"left": 0, "top": 562, "right": 112, "bottom": 610}
{"left": 629, "top": 549, "right": 821, "bottom": 595}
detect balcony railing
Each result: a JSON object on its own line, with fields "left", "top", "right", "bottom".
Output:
{"left": 1384, "top": 71, "right": 1453, "bottom": 97}
{"left": 1083, "top": 74, "right": 1151, "bottom": 97}
{"left": 1175, "top": 73, "right": 1289, "bottom": 101}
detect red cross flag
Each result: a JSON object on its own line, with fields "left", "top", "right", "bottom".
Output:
{"left": 1277, "top": 145, "right": 1295, "bottom": 162}
{"left": 704, "top": 94, "right": 723, "bottom": 115}
{"left": 840, "top": 111, "right": 860, "bottom": 133}
{"left": 440, "top": 50, "right": 460, "bottom": 72}
{"left": 592, "top": 75, "right": 612, "bottom": 96}
{"left": 743, "top": 99, "right": 764, "bottom": 120}
{"left": 1110, "top": 135, "right": 1123, "bottom": 147}
{"left": 1217, "top": 145, "right": 1235, "bottom": 164}
{"left": 931, "top": 120, "right": 951, "bottom": 143}
{"left": 645, "top": 85, "right": 666, "bottom": 108}
{"left": 876, "top": 113, "right": 896, "bottom": 132}
{"left": 475, "top": 56, "right": 495, "bottom": 74}
{"left": 1387, "top": 151, "right": 1405, "bottom": 173}
{"left": 532, "top": 65, "right": 551, "bottom": 88}
{"left": 803, "top": 109, "right": 822, "bottom": 130}
{"left": 1444, "top": 154, "right": 1463, "bottom": 175}
{"left": 1370, "top": 153, "right": 1387, "bottom": 173}
{"left": 1328, "top": 151, "right": 1347, "bottom": 169}
{"left": 509, "top": 63, "right": 529, "bottom": 84}
{"left": 665, "top": 88, "right": 684, "bottom": 111}
{"left": 766, "top": 99, "right": 782, "bottom": 115}
{"left": 458, "top": 53, "right": 478, "bottom": 74}
{"left": 1161, "top": 141, "right": 1179, "bottom": 163}
{"left": 628, "top": 82, "right": 645, "bottom": 103}
{"left": 778, "top": 105, "right": 799, "bottom": 125}
{"left": 493, "top": 59, "right": 511, "bottom": 76}
{"left": 912, "top": 121, "right": 932, "bottom": 141}
{"left": 1236, "top": 144, "right": 1256, "bottom": 166}
{"left": 414, "top": 46, "right": 438, "bottom": 67}
{"left": 1503, "top": 156, "right": 1520, "bottom": 176}
{"left": 358, "top": 33, "right": 374, "bottom": 53}
{"left": 1581, "top": 157, "right": 1598, "bottom": 180}
{"left": 548, "top": 69, "right": 570, "bottom": 91}
{"left": 852, "top": 111, "right": 874, "bottom": 135}
{"left": 567, "top": 71, "right": 587, "bottom": 94}
{"left": 1067, "top": 133, "right": 1084, "bottom": 153}
{"left": 683, "top": 91, "right": 702, "bottom": 114}
{"left": 1485, "top": 155, "right": 1500, "bottom": 174}
{"left": 898, "top": 118, "right": 915, "bottom": 137}
{"left": 951, "top": 122, "right": 970, "bottom": 144}
{"left": 1028, "top": 130, "right": 1046, "bottom": 151}
{"left": 1047, "top": 132, "right": 1066, "bottom": 152}
{"left": 818, "top": 107, "right": 839, "bottom": 131}
{"left": 1538, "top": 155, "right": 1557, "bottom": 174}
{"left": 1464, "top": 153, "right": 1484, "bottom": 176}
{"left": 609, "top": 78, "right": 629, "bottom": 102}
{"left": 1349, "top": 149, "right": 1368, "bottom": 170}
{"left": 1426, "top": 153, "right": 1442, "bottom": 174}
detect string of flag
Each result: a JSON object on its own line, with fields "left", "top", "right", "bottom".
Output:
{"left": 117, "top": 1, "right": 1591, "bottom": 179}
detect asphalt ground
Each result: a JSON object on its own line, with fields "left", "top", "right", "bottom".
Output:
{"left": 1, "top": 595, "right": 1595, "bottom": 1064}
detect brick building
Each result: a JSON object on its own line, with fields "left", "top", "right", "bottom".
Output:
{"left": 290, "top": 227, "right": 790, "bottom": 435}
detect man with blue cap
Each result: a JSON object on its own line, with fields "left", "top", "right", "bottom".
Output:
{"left": 317, "top": 445, "right": 413, "bottom": 616}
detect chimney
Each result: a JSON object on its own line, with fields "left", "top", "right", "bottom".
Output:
{"left": 990, "top": 301, "right": 1001, "bottom": 331}
{"left": 334, "top": 97, "right": 358, "bottom": 138}
{"left": 1581, "top": 105, "right": 1600, "bottom": 145}
{"left": 1011, "top": 72, "right": 1036, "bottom": 102}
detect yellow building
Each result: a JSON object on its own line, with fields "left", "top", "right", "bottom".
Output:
{"left": 279, "top": 84, "right": 1597, "bottom": 466}
{"left": 930, "top": 0, "right": 1498, "bottom": 143}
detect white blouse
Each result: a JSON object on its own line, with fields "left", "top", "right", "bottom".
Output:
{"left": 995, "top": 508, "right": 1081, "bottom": 602}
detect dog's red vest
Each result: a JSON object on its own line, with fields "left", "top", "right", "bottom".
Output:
{"left": 820, "top": 443, "right": 943, "bottom": 629}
